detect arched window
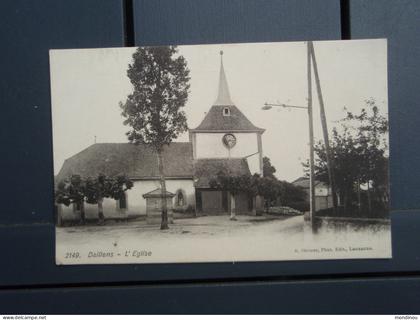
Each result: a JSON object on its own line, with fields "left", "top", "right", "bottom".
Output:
{"left": 119, "top": 193, "right": 127, "bottom": 209}
{"left": 73, "top": 202, "right": 81, "bottom": 212}
{"left": 176, "top": 189, "right": 185, "bottom": 207}
{"left": 222, "top": 107, "right": 231, "bottom": 116}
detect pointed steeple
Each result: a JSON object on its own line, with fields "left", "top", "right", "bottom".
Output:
{"left": 190, "top": 50, "right": 265, "bottom": 133}
{"left": 214, "top": 51, "right": 235, "bottom": 106}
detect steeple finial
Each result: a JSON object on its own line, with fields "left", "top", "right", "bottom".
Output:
{"left": 214, "top": 51, "right": 234, "bottom": 106}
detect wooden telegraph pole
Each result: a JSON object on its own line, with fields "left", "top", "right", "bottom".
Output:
{"left": 309, "top": 41, "right": 338, "bottom": 213}
{"left": 307, "top": 41, "right": 316, "bottom": 221}
{"left": 263, "top": 41, "right": 338, "bottom": 221}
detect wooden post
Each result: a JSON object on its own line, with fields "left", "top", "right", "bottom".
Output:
{"left": 157, "top": 151, "right": 169, "bottom": 230}
{"left": 307, "top": 41, "right": 316, "bottom": 221}
{"left": 230, "top": 192, "right": 237, "bottom": 221}
{"left": 309, "top": 42, "right": 338, "bottom": 214}
{"left": 256, "top": 132, "right": 264, "bottom": 215}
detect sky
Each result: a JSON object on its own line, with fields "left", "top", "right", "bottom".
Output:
{"left": 50, "top": 39, "right": 387, "bottom": 181}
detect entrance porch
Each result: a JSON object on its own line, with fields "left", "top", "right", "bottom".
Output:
{"left": 195, "top": 189, "right": 254, "bottom": 215}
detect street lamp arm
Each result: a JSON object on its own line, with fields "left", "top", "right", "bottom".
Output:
{"left": 263, "top": 102, "right": 308, "bottom": 110}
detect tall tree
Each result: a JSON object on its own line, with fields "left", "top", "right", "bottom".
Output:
{"left": 120, "top": 46, "right": 190, "bottom": 229}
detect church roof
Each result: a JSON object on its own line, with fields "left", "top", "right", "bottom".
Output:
{"left": 191, "top": 51, "right": 264, "bottom": 133}
{"left": 191, "top": 105, "right": 265, "bottom": 132}
{"left": 56, "top": 142, "right": 194, "bottom": 182}
{"left": 194, "top": 158, "right": 251, "bottom": 188}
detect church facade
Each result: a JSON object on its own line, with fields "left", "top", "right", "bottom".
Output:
{"left": 56, "top": 54, "right": 265, "bottom": 221}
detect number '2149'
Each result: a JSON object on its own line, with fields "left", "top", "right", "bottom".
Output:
{"left": 65, "top": 252, "right": 80, "bottom": 259}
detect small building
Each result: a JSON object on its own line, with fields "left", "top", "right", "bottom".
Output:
{"left": 143, "top": 188, "right": 175, "bottom": 224}
{"left": 291, "top": 177, "right": 333, "bottom": 211}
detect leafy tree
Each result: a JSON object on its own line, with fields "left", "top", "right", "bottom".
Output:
{"left": 261, "top": 156, "right": 308, "bottom": 212}
{"left": 55, "top": 175, "right": 87, "bottom": 224}
{"left": 85, "top": 175, "right": 109, "bottom": 224}
{"left": 120, "top": 46, "right": 190, "bottom": 229}
{"left": 108, "top": 175, "right": 134, "bottom": 200}
{"left": 263, "top": 156, "right": 277, "bottom": 178}
{"left": 311, "top": 99, "right": 389, "bottom": 216}
{"left": 279, "top": 180, "right": 309, "bottom": 212}
{"left": 209, "top": 171, "right": 307, "bottom": 215}
{"left": 343, "top": 98, "right": 388, "bottom": 213}
{"left": 85, "top": 175, "right": 134, "bottom": 224}
{"left": 209, "top": 171, "right": 253, "bottom": 220}
{"left": 254, "top": 175, "right": 282, "bottom": 212}
{"left": 209, "top": 156, "right": 309, "bottom": 216}
{"left": 313, "top": 127, "right": 362, "bottom": 211}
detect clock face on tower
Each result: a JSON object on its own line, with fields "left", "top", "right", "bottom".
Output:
{"left": 222, "top": 133, "right": 237, "bottom": 149}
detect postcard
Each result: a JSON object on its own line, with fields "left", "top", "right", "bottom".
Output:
{"left": 50, "top": 39, "right": 391, "bottom": 264}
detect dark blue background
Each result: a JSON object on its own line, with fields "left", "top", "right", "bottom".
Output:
{"left": 0, "top": 0, "right": 419, "bottom": 313}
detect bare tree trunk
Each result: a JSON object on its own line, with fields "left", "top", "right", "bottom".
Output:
{"left": 98, "top": 197, "right": 105, "bottom": 224}
{"left": 56, "top": 204, "right": 62, "bottom": 227}
{"left": 343, "top": 192, "right": 347, "bottom": 215}
{"left": 357, "top": 178, "right": 362, "bottom": 215}
{"left": 367, "top": 181, "right": 372, "bottom": 215}
{"left": 230, "top": 192, "right": 237, "bottom": 221}
{"left": 80, "top": 201, "right": 86, "bottom": 224}
{"left": 157, "top": 151, "right": 169, "bottom": 230}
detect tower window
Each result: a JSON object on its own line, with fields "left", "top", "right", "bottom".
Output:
{"left": 223, "top": 107, "right": 231, "bottom": 116}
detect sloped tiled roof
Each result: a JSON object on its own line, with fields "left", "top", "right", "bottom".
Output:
{"left": 142, "top": 188, "right": 175, "bottom": 198}
{"left": 56, "top": 142, "right": 194, "bottom": 182}
{"left": 191, "top": 105, "right": 265, "bottom": 132}
{"left": 194, "top": 158, "right": 251, "bottom": 188}
{"left": 291, "top": 177, "right": 328, "bottom": 189}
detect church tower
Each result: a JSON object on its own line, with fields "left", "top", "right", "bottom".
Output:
{"left": 190, "top": 51, "right": 265, "bottom": 175}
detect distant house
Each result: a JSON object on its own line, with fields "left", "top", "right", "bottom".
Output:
{"left": 291, "top": 177, "right": 333, "bottom": 210}
{"left": 55, "top": 52, "right": 265, "bottom": 221}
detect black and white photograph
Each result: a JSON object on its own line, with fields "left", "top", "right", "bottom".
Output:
{"left": 50, "top": 40, "right": 391, "bottom": 264}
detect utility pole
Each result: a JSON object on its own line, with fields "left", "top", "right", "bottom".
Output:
{"left": 261, "top": 42, "right": 316, "bottom": 222}
{"left": 309, "top": 42, "right": 338, "bottom": 213}
{"left": 263, "top": 41, "right": 339, "bottom": 220}
{"left": 307, "top": 41, "right": 316, "bottom": 221}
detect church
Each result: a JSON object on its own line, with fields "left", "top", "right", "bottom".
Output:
{"left": 56, "top": 53, "right": 265, "bottom": 221}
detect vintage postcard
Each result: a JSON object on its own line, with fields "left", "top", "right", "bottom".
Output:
{"left": 50, "top": 39, "right": 391, "bottom": 264}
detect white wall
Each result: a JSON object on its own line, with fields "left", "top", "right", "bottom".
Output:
{"left": 315, "top": 186, "right": 331, "bottom": 196}
{"left": 126, "top": 179, "right": 196, "bottom": 215}
{"left": 59, "top": 178, "right": 196, "bottom": 221}
{"left": 246, "top": 153, "right": 261, "bottom": 175}
{"left": 195, "top": 132, "right": 262, "bottom": 174}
